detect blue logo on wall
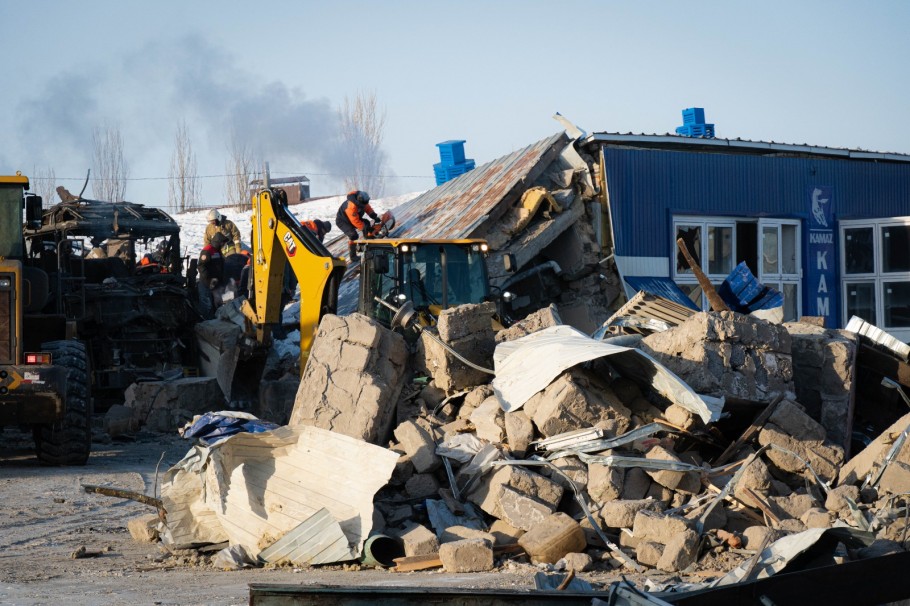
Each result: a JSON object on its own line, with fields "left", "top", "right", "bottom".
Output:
{"left": 806, "top": 186, "right": 836, "bottom": 327}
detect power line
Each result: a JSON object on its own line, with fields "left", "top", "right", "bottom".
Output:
{"left": 29, "top": 170, "right": 435, "bottom": 182}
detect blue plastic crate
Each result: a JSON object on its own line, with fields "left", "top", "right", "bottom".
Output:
{"left": 436, "top": 140, "right": 467, "bottom": 166}
{"left": 433, "top": 160, "right": 475, "bottom": 185}
{"left": 682, "top": 108, "right": 705, "bottom": 125}
{"left": 676, "top": 123, "right": 715, "bottom": 138}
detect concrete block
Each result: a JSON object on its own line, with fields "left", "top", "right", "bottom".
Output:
{"left": 495, "top": 304, "right": 562, "bottom": 344}
{"left": 439, "top": 525, "right": 497, "bottom": 545}
{"left": 800, "top": 507, "right": 831, "bottom": 529}
{"left": 758, "top": 422, "right": 843, "bottom": 483}
{"left": 632, "top": 510, "right": 693, "bottom": 545}
{"left": 525, "top": 370, "right": 632, "bottom": 438}
{"left": 587, "top": 463, "right": 624, "bottom": 505}
{"left": 645, "top": 445, "right": 698, "bottom": 491}
{"left": 663, "top": 404, "right": 697, "bottom": 430}
{"left": 825, "top": 484, "right": 860, "bottom": 513}
{"left": 504, "top": 411, "right": 534, "bottom": 458}
{"left": 437, "top": 302, "right": 496, "bottom": 343}
{"left": 124, "top": 377, "right": 224, "bottom": 433}
{"left": 439, "top": 538, "right": 494, "bottom": 573}
{"left": 767, "top": 493, "right": 818, "bottom": 521}
{"left": 104, "top": 404, "right": 138, "bottom": 437}
{"left": 732, "top": 457, "right": 774, "bottom": 508}
{"left": 656, "top": 528, "right": 699, "bottom": 572}
{"left": 599, "top": 498, "right": 663, "bottom": 529}
{"left": 498, "top": 486, "right": 553, "bottom": 532}
{"left": 768, "top": 400, "right": 826, "bottom": 442}
{"left": 405, "top": 473, "right": 440, "bottom": 499}
{"left": 127, "top": 513, "right": 159, "bottom": 543}
{"left": 489, "top": 520, "right": 524, "bottom": 546}
{"left": 636, "top": 540, "right": 664, "bottom": 567}
{"left": 470, "top": 396, "right": 504, "bottom": 443}
{"left": 290, "top": 314, "right": 408, "bottom": 444}
{"left": 777, "top": 519, "right": 807, "bottom": 533}
{"left": 879, "top": 461, "right": 910, "bottom": 495}
{"left": 518, "top": 512, "right": 587, "bottom": 564}
{"left": 394, "top": 420, "right": 441, "bottom": 473}
{"left": 621, "top": 468, "right": 652, "bottom": 500}
{"left": 396, "top": 522, "right": 439, "bottom": 557}
{"left": 560, "top": 552, "right": 593, "bottom": 572}
{"left": 742, "top": 525, "right": 785, "bottom": 549}
{"left": 468, "top": 465, "right": 563, "bottom": 520}
{"left": 839, "top": 412, "right": 910, "bottom": 485}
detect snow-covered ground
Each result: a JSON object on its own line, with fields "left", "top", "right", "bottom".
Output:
{"left": 172, "top": 191, "right": 422, "bottom": 261}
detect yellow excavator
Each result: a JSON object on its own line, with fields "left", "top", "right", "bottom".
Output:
{"left": 205, "top": 182, "right": 504, "bottom": 400}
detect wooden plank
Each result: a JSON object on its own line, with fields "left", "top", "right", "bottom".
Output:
{"left": 676, "top": 237, "right": 729, "bottom": 312}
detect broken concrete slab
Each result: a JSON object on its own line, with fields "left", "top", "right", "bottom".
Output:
{"left": 439, "top": 525, "right": 496, "bottom": 545}
{"left": 639, "top": 311, "right": 794, "bottom": 404}
{"left": 758, "top": 406, "right": 845, "bottom": 484}
{"left": 636, "top": 540, "right": 664, "bottom": 567}
{"left": 587, "top": 462, "right": 624, "bottom": 505}
{"left": 493, "top": 324, "right": 721, "bottom": 423}
{"left": 645, "top": 445, "right": 699, "bottom": 492}
{"left": 289, "top": 313, "right": 408, "bottom": 444}
{"left": 784, "top": 322, "right": 858, "bottom": 452}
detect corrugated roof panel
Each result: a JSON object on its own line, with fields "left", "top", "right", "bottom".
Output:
{"left": 330, "top": 132, "right": 570, "bottom": 313}
{"left": 257, "top": 508, "right": 352, "bottom": 565}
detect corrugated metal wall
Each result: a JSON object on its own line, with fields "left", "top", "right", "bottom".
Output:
{"left": 602, "top": 146, "right": 910, "bottom": 258}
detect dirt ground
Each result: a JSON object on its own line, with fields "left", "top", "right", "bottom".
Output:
{"left": 0, "top": 426, "right": 681, "bottom": 606}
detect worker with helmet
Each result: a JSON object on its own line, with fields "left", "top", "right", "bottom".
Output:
{"left": 197, "top": 232, "right": 227, "bottom": 318}
{"left": 138, "top": 239, "right": 171, "bottom": 273}
{"left": 204, "top": 209, "right": 243, "bottom": 255}
{"left": 302, "top": 219, "right": 332, "bottom": 243}
{"left": 335, "top": 190, "right": 378, "bottom": 262}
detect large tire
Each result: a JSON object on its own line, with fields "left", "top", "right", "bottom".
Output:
{"left": 33, "top": 340, "right": 92, "bottom": 465}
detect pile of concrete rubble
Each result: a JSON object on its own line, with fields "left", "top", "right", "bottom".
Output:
{"left": 135, "top": 298, "right": 910, "bottom": 594}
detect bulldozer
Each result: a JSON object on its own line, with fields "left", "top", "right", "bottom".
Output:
{"left": 0, "top": 173, "right": 90, "bottom": 465}
{"left": 1, "top": 172, "right": 201, "bottom": 464}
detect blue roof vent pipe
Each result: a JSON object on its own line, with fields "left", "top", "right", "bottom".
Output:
{"left": 433, "top": 140, "right": 476, "bottom": 185}
{"left": 675, "top": 108, "right": 715, "bottom": 139}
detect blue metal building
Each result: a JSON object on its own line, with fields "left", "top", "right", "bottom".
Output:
{"left": 580, "top": 133, "right": 910, "bottom": 340}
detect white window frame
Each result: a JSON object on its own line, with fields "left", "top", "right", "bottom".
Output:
{"left": 758, "top": 218, "right": 802, "bottom": 322}
{"left": 673, "top": 216, "right": 736, "bottom": 309}
{"left": 840, "top": 217, "right": 910, "bottom": 332}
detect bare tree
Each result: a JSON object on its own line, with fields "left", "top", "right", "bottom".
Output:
{"left": 224, "top": 130, "right": 259, "bottom": 210}
{"left": 32, "top": 166, "right": 57, "bottom": 208}
{"left": 91, "top": 123, "right": 129, "bottom": 201}
{"left": 168, "top": 120, "right": 200, "bottom": 213}
{"left": 339, "top": 91, "right": 387, "bottom": 196}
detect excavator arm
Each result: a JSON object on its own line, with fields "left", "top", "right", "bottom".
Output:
{"left": 241, "top": 188, "right": 347, "bottom": 361}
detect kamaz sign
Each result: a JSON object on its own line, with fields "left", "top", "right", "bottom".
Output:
{"left": 806, "top": 186, "right": 836, "bottom": 327}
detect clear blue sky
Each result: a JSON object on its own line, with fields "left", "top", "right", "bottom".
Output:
{"left": 2, "top": 0, "right": 908, "bottom": 205}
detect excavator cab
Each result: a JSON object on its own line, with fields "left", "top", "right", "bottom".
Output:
{"left": 358, "top": 239, "right": 492, "bottom": 327}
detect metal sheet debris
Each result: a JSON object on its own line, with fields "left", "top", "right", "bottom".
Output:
{"left": 492, "top": 325, "right": 721, "bottom": 423}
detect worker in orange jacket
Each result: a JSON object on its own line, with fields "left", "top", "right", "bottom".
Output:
{"left": 335, "top": 190, "right": 378, "bottom": 262}
{"left": 302, "top": 219, "right": 332, "bottom": 243}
